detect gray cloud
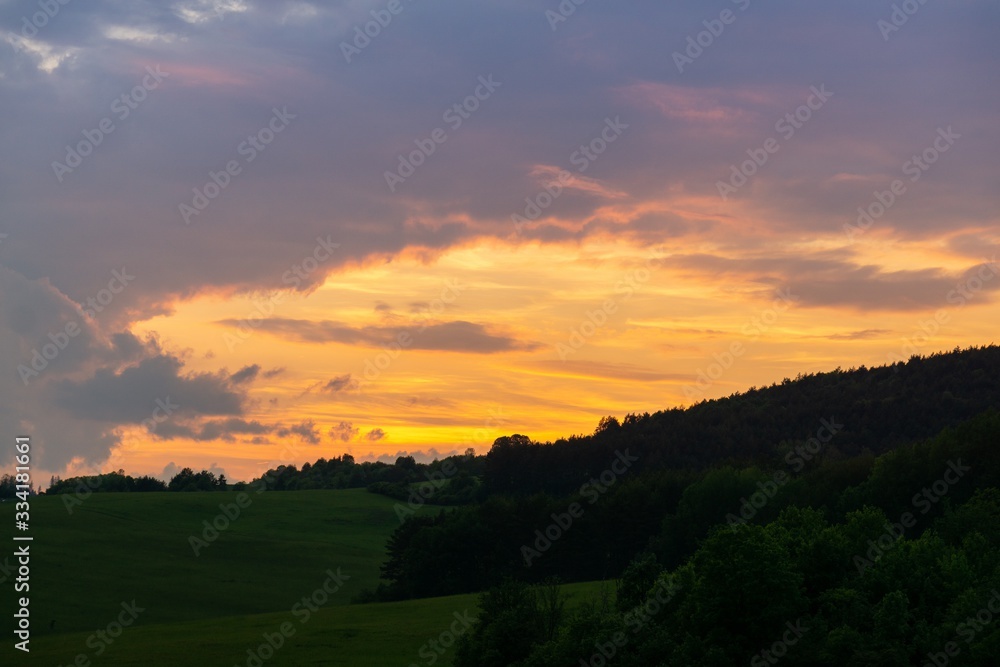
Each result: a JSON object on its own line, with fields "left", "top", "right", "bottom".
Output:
{"left": 196, "top": 417, "right": 270, "bottom": 441}
{"left": 276, "top": 419, "right": 320, "bottom": 444}
{"left": 822, "top": 329, "right": 892, "bottom": 341}
{"left": 669, "top": 254, "right": 1000, "bottom": 312}
{"left": 216, "top": 318, "right": 538, "bottom": 353}
{"left": 2, "top": 0, "right": 998, "bottom": 475}
{"left": 329, "top": 421, "right": 359, "bottom": 442}
{"left": 367, "top": 448, "right": 464, "bottom": 465}
{"left": 52, "top": 354, "right": 245, "bottom": 421}
{"left": 322, "top": 373, "right": 357, "bottom": 393}
{"left": 229, "top": 363, "right": 260, "bottom": 384}
{"left": 531, "top": 360, "right": 689, "bottom": 383}
{"left": 0, "top": 0, "right": 994, "bottom": 320}
{"left": 153, "top": 416, "right": 327, "bottom": 444}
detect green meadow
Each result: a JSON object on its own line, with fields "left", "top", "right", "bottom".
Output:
{"left": 1, "top": 490, "right": 605, "bottom": 666}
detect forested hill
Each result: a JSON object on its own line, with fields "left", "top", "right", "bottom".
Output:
{"left": 486, "top": 346, "right": 1000, "bottom": 496}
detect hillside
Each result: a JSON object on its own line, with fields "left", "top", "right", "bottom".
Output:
{"left": 2, "top": 490, "right": 400, "bottom": 636}
{"left": 485, "top": 346, "right": 1000, "bottom": 496}
{"left": 17, "top": 582, "right": 605, "bottom": 666}
{"left": 0, "top": 487, "right": 606, "bottom": 666}
{"left": 376, "top": 348, "right": 1000, "bottom": 602}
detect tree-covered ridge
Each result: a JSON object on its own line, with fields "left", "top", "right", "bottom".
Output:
{"left": 45, "top": 451, "right": 486, "bottom": 500}
{"left": 375, "top": 404, "right": 1000, "bottom": 601}
{"left": 485, "top": 345, "right": 1000, "bottom": 497}
{"left": 452, "top": 411, "right": 1000, "bottom": 666}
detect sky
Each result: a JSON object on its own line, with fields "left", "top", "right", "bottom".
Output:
{"left": 1, "top": 0, "right": 998, "bottom": 484}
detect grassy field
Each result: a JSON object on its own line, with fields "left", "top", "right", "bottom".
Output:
{"left": 0, "top": 490, "right": 608, "bottom": 666}
{"left": 19, "top": 581, "right": 608, "bottom": 666}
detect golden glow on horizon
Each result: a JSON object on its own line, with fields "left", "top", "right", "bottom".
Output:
{"left": 122, "top": 235, "right": 1000, "bottom": 482}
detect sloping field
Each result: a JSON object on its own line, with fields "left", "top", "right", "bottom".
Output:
{"left": 1, "top": 490, "right": 606, "bottom": 666}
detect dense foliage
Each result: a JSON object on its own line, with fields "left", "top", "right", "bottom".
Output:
{"left": 45, "top": 451, "right": 485, "bottom": 499}
{"left": 37, "top": 346, "right": 1000, "bottom": 664}
{"left": 248, "top": 450, "right": 485, "bottom": 499}
{"left": 452, "top": 411, "right": 1000, "bottom": 666}
{"left": 0, "top": 473, "right": 40, "bottom": 498}
{"left": 47, "top": 470, "right": 167, "bottom": 494}
{"left": 486, "top": 346, "right": 1000, "bottom": 496}
{"left": 377, "top": 347, "right": 1000, "bottom": 601}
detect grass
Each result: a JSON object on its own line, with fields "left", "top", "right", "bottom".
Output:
{"left": 0, "top": 490, "right": 608, "bottom": 666}
{"left": 3, "top": 490, "right": 403, "bottom": 634}
{"left": 20, "top": 581, "right": 608, "bottom": 666}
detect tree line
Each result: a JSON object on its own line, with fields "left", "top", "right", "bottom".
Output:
{"left": 451, "top": 410, "right": 1000, "bottom": 666}
{"left": 44, "top": 451, "right": 486, "bottom": 498}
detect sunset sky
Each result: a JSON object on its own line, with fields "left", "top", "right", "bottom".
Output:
{"left": 2, "top": 0, "right": 998, "bottom": 483}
